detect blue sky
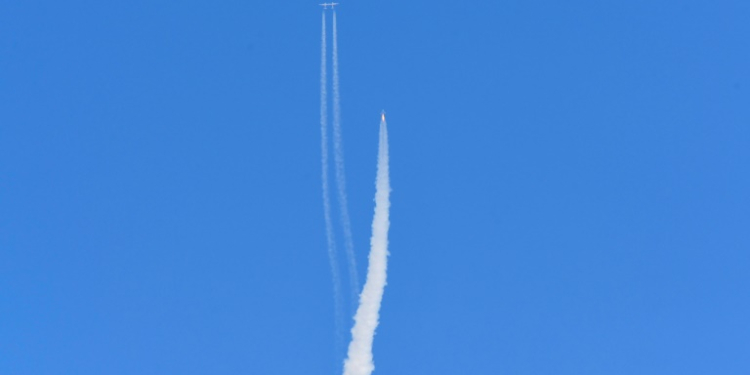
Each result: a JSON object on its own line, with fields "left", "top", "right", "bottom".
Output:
{"left": 1, "top": 1, "right": 749, "bottom": 374}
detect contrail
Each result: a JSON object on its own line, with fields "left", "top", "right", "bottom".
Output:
{"left": 343, "top": 114, "right": 391, "bottom": 375}
{"left": 331, "top": 10, "right": 360, "bottom": 306}
{"left": 320, "top": 11, "right": 345, "bottom": 356}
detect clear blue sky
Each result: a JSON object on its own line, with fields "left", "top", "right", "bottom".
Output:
{"left": 1, "top": 1, "right": 749, "bottom": 374}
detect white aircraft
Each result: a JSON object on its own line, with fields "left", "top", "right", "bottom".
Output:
{"left": 319, "top": 2, "right": 339, "bottom": 9}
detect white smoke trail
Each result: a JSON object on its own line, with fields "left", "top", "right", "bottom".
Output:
{"left": 331, "top": 11, "right": 360, "bottom": 306}
{"left": 320, "top": 11, "right": 344, "bottom": 352}
{"left": 343, "top": 116, "right": 391, "bottom": 375}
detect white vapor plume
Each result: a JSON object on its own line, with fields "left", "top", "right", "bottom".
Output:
{"left": 331, "top": 11, "right": 360, "bottom": 305}
{"left": 320, "top": 11, "right": 344, "bottom": 351}
{"left": 343, "top": 116, "right": 391, "bottom": 375}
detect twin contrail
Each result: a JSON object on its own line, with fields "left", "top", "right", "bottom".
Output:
{"left": 343, "top": 116, "right": 391, "bottom": 375}
{"left": 321, "top": 9, "right": 359, "bottom": 360}
{"left": 332, "top": 11, "right": 360, "bottom": 307}
{"left": 320, "top": 11, "right": 344, "bottom": 352}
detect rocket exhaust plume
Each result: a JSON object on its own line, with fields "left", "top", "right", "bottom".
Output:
{"left": 320, "top": 11, "right": 344, "bottom": 354}
{"left": 332, "top": 11, "right": 360, "bottom": 305}
{"left": 343, "top": 114, "right": 391, "bottom": 375}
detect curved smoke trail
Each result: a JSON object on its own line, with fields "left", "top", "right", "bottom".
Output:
{"left": 332, "top": 11, "right": 360, "bottom": 306}
{"left": 320, "top": 11, "right": 344, "bottom": 353}
{"left": 343, "top": 116, "right": 391, "bottom": 375}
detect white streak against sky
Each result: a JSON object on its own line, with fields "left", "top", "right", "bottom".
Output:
{"left": 343, "top": 116, "right": 391, "bottom": 375}
{"left": 320, "top": 11, "right": 344, "bottom": 350}
{"left": 332, "top": 11, "right": 360, "bottom": 305}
